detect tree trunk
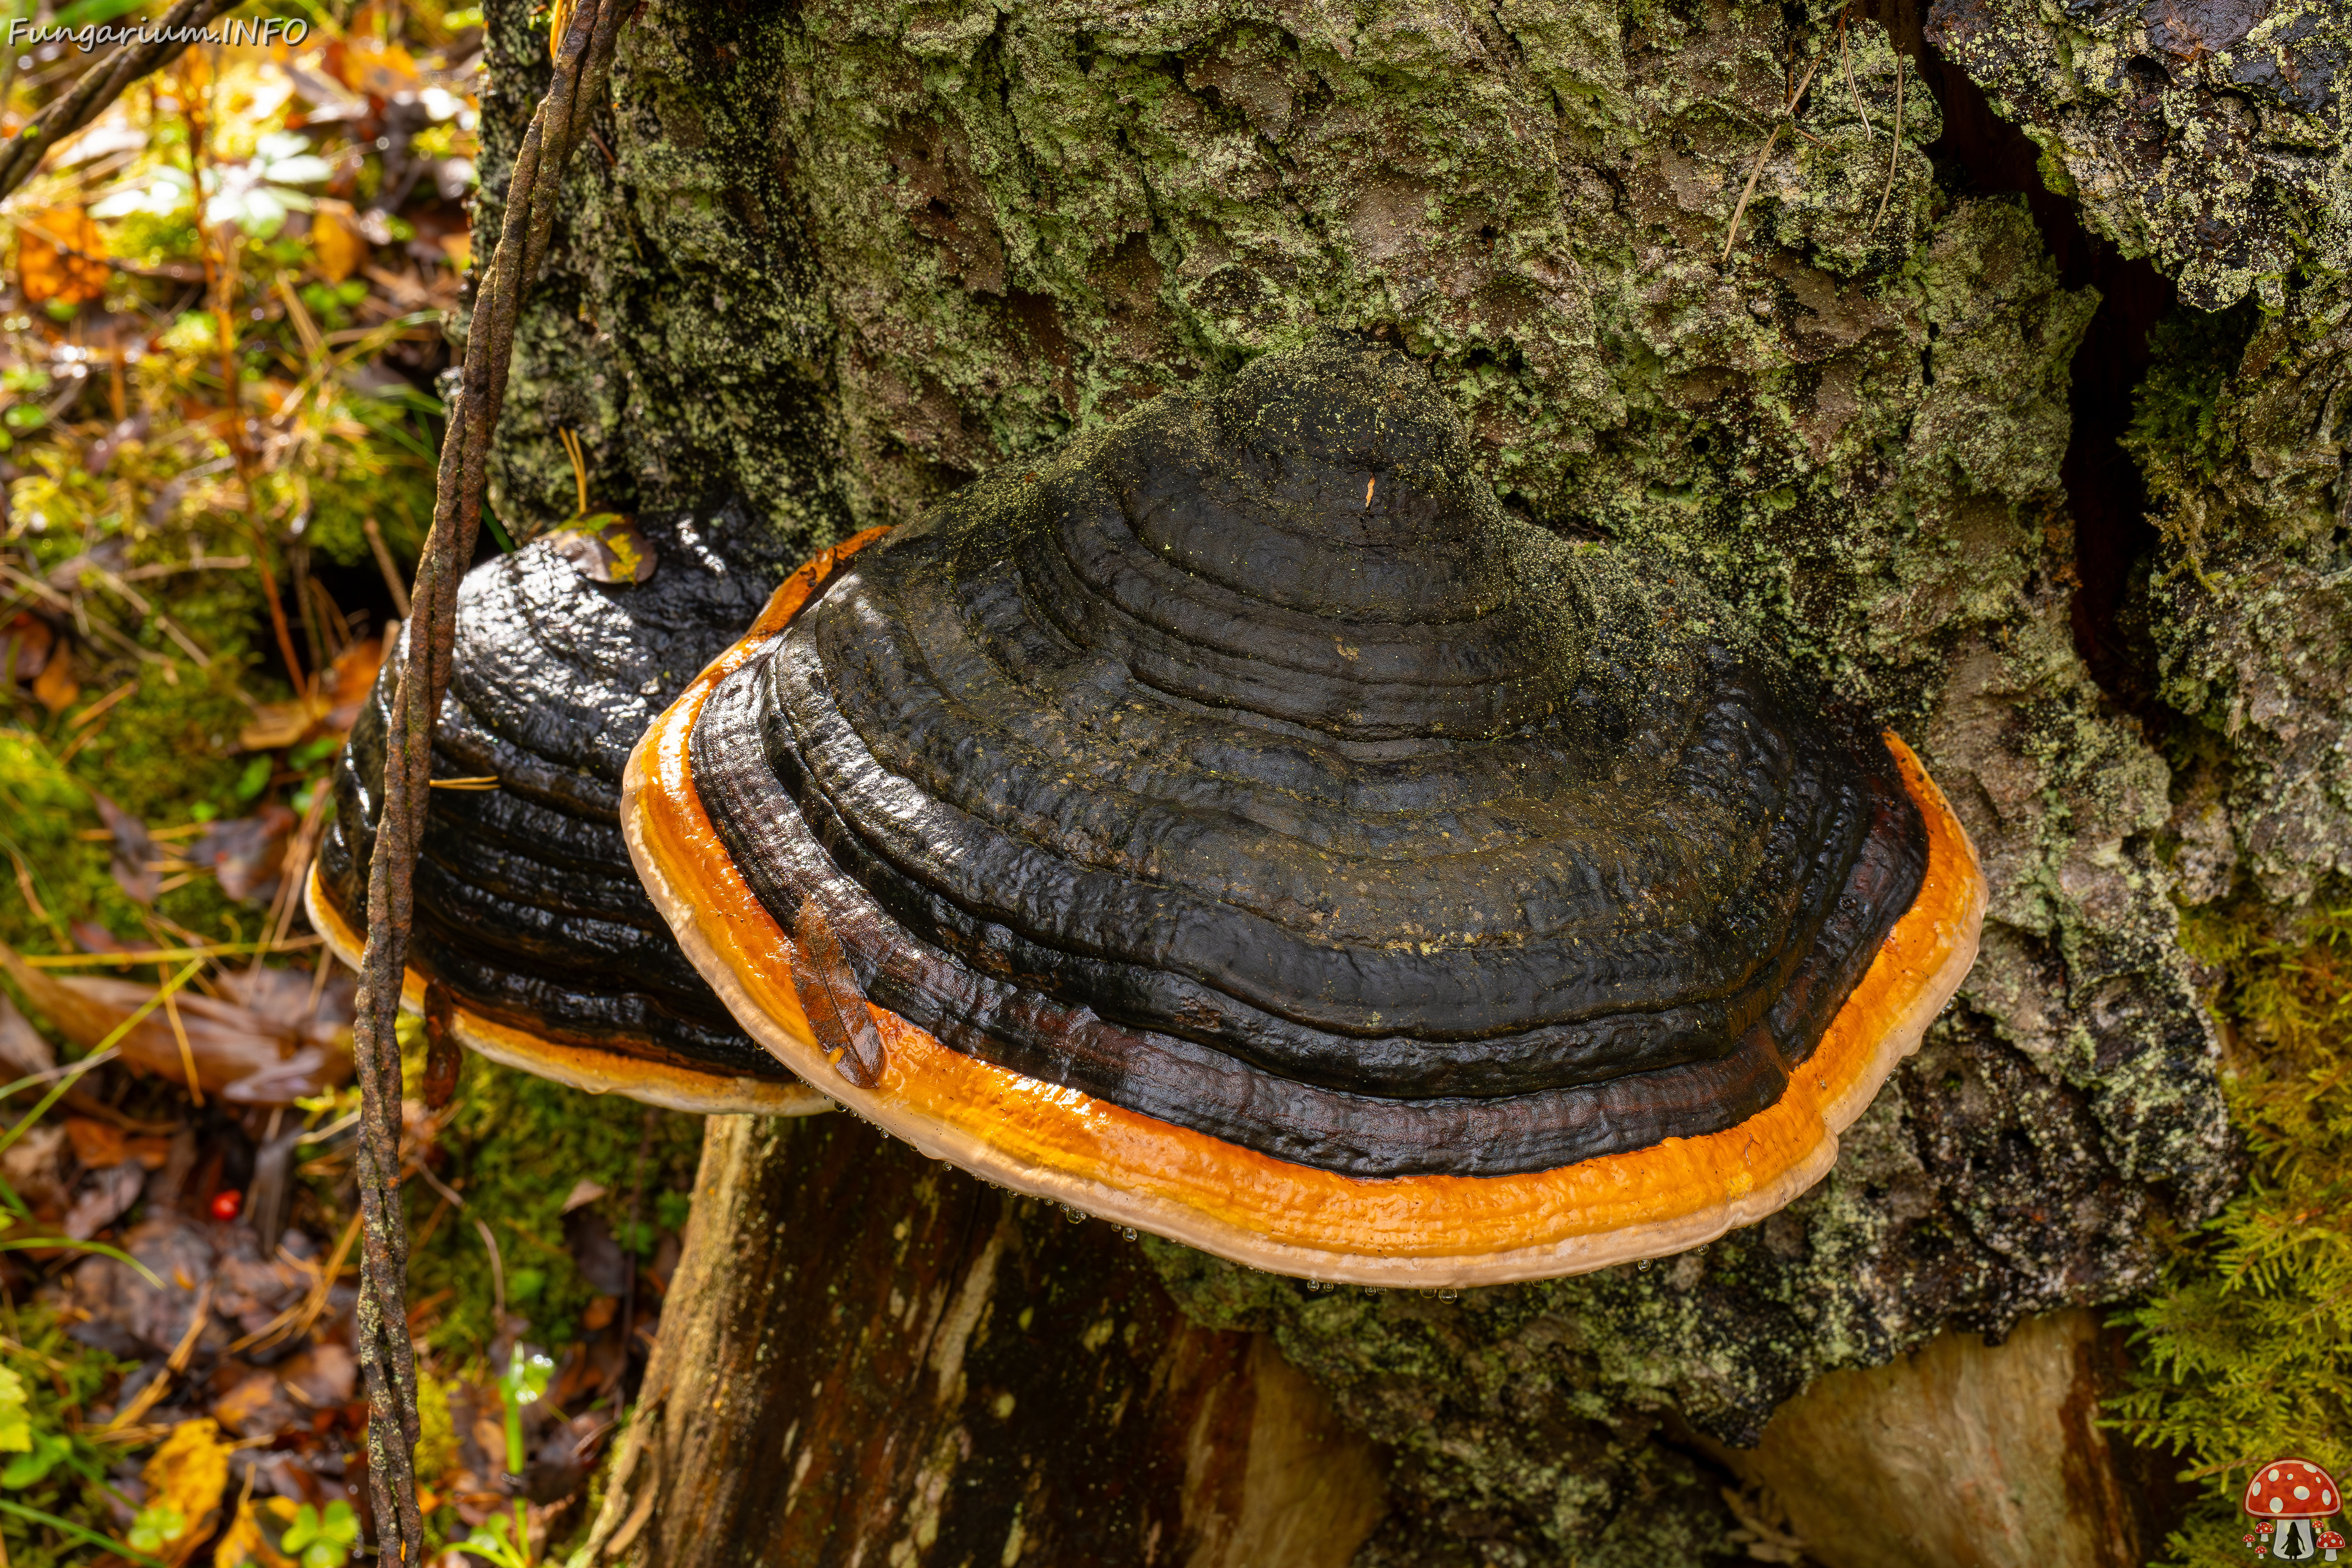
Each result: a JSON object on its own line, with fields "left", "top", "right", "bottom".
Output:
{"left": 462, "top": 0, "right": 2349, "bottom": 1555}
{"left": 582, "top": 1114, "right": 1390, "bottom": 1568}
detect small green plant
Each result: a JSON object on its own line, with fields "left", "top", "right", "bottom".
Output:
{"left": 124, "top": 1504, "right": 185, "bottom": 1556}
{"left": 2112, "top": 893, "right": 2352, "bottom": 1566}
{"left": 281, "top": 1499, "right": 360, "bottom": 1568}
{"left": 467, "top": 1349, "right": 557, "bottom": 1567}
{"left": 461, "top": 1509, "right": 534, "bottom": 1568}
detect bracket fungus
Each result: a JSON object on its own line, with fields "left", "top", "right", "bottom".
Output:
{"left": 311, "top": 503, "right": 829, "bottom": 1117}
{"left": 625, "top": 336, "right": 1986, "bottom": 1284}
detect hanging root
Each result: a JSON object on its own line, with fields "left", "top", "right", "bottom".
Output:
{"left": 346, "top": 0, "right": 628, "bottom": 1558}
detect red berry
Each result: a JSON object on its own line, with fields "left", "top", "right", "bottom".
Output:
{"left": 210, "top": 1189, "right": 243, "bottom": 1222}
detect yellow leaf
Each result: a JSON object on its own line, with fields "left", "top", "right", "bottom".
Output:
{"left": 213, "top": 1496, "right": 296, "bottom": 1568}
{"left": 18, "top": 208, "right": 108, "bottom": 308}
{"left": 0, "top": 1365, "right": 30, "bottom": 1452}
{"left": 311, "top": 200, "right": 366, "bottom": 285}
{"left": 140, "top": 1417, "right": 235, "bottom": 1564}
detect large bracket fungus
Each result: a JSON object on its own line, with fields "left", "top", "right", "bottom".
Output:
{"left": 625, "top": 337, "right": 1987, "bottom": 1283}
{"left": 311, "top": 503, "right": 829, "bottom": 1117}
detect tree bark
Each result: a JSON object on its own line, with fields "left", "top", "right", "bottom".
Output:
{"left": 584, "top": 1114, "right": 1390, "bottom": 1567}
{"left": 456, "top": 0, "right": 2350, "bottom": 1556}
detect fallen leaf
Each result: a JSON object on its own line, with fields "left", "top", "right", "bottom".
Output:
{"left": 211, "top": 1370, "right": 296, "bottom": 1439}
{"left": 186, "top": 806, "right": 296, "bottom": 903}
{"left": 31, "top": 641, "right": 78, "bottom": 714}
{"left": 546, "top": 514, "right": 658, "bottom": 586}
{"left": 92, "top": 793, "right": 160, "bottom": 904}
{"left": 0, "top": 943, "right": 353, "bottom": 1103}
{"left": 62, "top": 1161, "right": 144, "bottom": 1240}
{"left": 3, "top": 612, "right": 54, "bottom": 681}
{"left": 0, "top": 993, "right": 56, "bottom": 1079}
{"left": 235, "top": 696, "right": 322, "bottom": 752}
{"left": 321, "top": 636, "right": 383, "bottom": 733}
{"left": 140, "top": 1417, "right": 235, "bottom": 1564}
{"left": 213, "top": 1495, "right": 296, "bottom": 1568}
{"left": 1, "top": 1125, "right": 72, "bottom": 1220}
{"left": 0, "top": 1365, "right": 30, "bottom": 1452}
{"left": 18, "top": 207, "right": 109, "bottom": 308}
{"left": 333, "top": 39, "right": 417, "bottom": 96}
{"left": 310, "top": 198, "right": 366, "bottom": 284}
{"left": 63, "top": 1115, "right": 128, "bottom": 1169}
{"left": 216, "top": 964, "right": 355, "bottom": 1046}
{"left": 279, "top": 1342, "right": 355, "bottom": 1406}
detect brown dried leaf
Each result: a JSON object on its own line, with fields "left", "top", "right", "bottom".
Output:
{"left": 235, "top": 696, "right": 324, "bottom": 752}
{"left": 0, "top": 944, "right": 352, "bottom": 1103}
{"left": 63, "top": 1115, "right": 128, "bottom": 1169}
{"left": 0, "top": 992, "right": 56, "bottom": 1079}
{"left": 788, "top": 900, "right": 885, "bottom": 1089}
{"left": 92, "top": 793, "right": 159, "bottom": 904}
{"left": 4, "top": 612, "right": 54, "bottom": 681}
{"left": 18, "top": 208, "right": 109, "bottom": 307}
{"left": 184, "top": 805, "right": 295, "bottom": 903}
{"left": 63, "top": 1161, "right": 143, "bottom": 1240}
{"left": 546, "top": 514, "right": 658, "bottom": 586}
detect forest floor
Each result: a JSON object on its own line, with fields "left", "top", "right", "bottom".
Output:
{"left": 0, "top": 8, "right": 701, "bottom": 1564}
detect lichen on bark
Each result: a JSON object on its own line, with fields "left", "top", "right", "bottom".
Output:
{"left": 1925, "top": 0, "right": 2350, "bottom": 310}
{"left": 2127, "top": 281, "right": 2352, "bottom": 907}
{"left": 465, "top": 0, "right": 2283, "bottom": 1558}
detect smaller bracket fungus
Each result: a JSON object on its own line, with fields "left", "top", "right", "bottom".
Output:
{"left": 624, "top": 337, "right": 1986, "bottom": 1284}
{"left": 312, "top": 503, "right": 831, "bottom": 1117}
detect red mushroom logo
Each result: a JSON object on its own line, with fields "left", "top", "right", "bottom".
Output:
{"left": 2245, "top": 1459, "right": 2344, "bottom": 1562}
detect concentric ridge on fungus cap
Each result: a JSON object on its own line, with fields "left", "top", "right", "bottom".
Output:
{"left": 676, "top": 334, "right": 1941, "bottom": 1183}
{"left": 314, "top": 501, "right": 824, "bottom": 1114}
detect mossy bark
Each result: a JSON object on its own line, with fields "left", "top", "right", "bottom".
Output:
{"left": 468, "top": 0, "right": 2349, "bottom": 1560}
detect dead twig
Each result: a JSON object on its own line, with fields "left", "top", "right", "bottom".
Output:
{"left": 1874, "top": 55, "right": 1906, "bottom": 227}
{"left": 1841, "top": 12, "right": 1873, "bottom": 143}
{"left": 1723, "top": 127, "right": 1784, "bottom": 264}
{"left": 347, "top": 0, "right": 631, "bottom": 1555}
{"left": 363, "top": 520, "right": 412, "bottom": 617}
{"left": 1722, "top": 39, "right": 1831, "bottom": 262}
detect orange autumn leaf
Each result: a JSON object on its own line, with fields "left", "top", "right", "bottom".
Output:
{"left": 18, "top": 208, "right": 109, "bottom": 307}
{"left": 236, "top": 636, "right": 382, "bottom": 748}
{"left": 333, "top": 39, "right": 417, "bottom": 97}
{"left": 311, "top": 199, "right": 366, "bottom": 284}
{"left": 31, "top": 641, "right": 79, "bottom": 714}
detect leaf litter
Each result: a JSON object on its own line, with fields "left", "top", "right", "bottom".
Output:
{"left": 0, "top": 4, "right": 707, "bottom": 1563}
